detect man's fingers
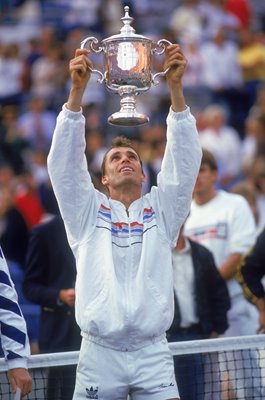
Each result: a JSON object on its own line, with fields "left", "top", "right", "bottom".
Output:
{"left": 70, "top": 55, "right": 93, "bottom": 74}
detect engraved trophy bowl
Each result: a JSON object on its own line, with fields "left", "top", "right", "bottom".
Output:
{"left": 81, "top": 6, "right": 172, "bottom": 126}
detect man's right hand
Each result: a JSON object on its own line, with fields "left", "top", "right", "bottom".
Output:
{"left": 67, "top": 48, "right": 93, "bottom": 111}
{"left": 59, "top": 288, "right": 75, "bottom": 307}
{"left": 7, "top": 368, "right": 32, "bottom": 398}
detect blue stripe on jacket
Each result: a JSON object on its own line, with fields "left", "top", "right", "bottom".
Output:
{"left": 1, "top": 321, "right": 26, "bottom": 346}
{"left": 0, "top": 295, "right": 22, "bottom": 316}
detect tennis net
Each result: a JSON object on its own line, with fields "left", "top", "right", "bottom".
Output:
{"left": 0, "top": 335, "right": 265, "bottom": 399}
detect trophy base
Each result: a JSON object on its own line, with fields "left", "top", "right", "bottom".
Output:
{"left": 108, "top": 111, "right": 149, "bottom": 126}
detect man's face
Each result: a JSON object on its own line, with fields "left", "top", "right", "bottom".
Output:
{"left": 101, "top": 147, "right": 145, "bottom": 189}
{"left": 193, "top": 163, "right": 217, "bottom": 196}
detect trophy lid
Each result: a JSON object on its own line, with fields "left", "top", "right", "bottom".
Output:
{"left": 102, "top": 6, "right": 152, "bottom": 43}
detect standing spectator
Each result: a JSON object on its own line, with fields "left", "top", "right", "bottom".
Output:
{"left": 185, "top": 148, "right": 261, "bottom": 399}
{"left": 0, "top": 245, "right": 32, "bottom": 398}
{"left": 23, "top": 214, "right": 80, "bottom": 400}
{"left": 47, "top": 45, "right": 202, "bottom": 400}
{"left": 167, "top": 225, "right": 230, "bottom": 400}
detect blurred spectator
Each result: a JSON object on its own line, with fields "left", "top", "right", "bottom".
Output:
{"left": 238, "top": 28, "right": 265, "bottom": 111}
{"left": 200, "top": 26, "right": 244, "bottom": 130}
{"left": 225, "top": 0, "right": 252, "bottom": 29}
{"left": 0, "top": 184, "right": 29, "bottom": 267}
{"left": 198, "top": 104, "right": 242, "bottom": 189}
{"left": 30, "top": 41, "right": 67, "bottom": 111}
{"left": 14, "top": 170, "right": 45, "bottom": 229}
{"left": 131, "top": 0, "right": 181, "bottom": 35}
{"left": 169, "top": 0, "right": 204, "bottom": 44}
{"left": 0, "top": 105, "right": 29, "bottom": 174}
{"left": 17, "top": 96, "right": 56, "bottom": 152}
{"left": 198, "top": 0, "right": 241, "bottom": 40}
{"left": 0, "top": 43, "right": 25, "bottom": 107}
{"left": 101, "top": 0, "right": 123, "bottom": 36}
{"left": 179, "top": 30, "right": 211, "bottom": 110}
{"left": 58, "top": 0, "right": 104, "bottom": 34}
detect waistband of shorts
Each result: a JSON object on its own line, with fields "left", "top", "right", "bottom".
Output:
{"left": 81, "top": 332, "right": 166, "bottom": 352}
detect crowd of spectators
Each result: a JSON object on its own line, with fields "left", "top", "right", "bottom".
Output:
{"left": 0, "top": 0, "right": 265, "bottom": 351}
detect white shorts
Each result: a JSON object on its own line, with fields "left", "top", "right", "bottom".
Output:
{"left": 73, "top": 337, "right": 179, "bottom": 400}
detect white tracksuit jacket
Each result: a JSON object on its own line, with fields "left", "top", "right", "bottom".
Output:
{"left": 47, "top": 105, "right": 202, "bottom": 351}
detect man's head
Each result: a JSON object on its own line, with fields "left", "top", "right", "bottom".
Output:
{"left": 101, "top": 136, "right": 146, "bottom": 192}
{"left": 193, "top": 148, "right": 218, "bottom": 201}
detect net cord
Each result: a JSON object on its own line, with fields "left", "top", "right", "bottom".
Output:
{"left": 0, "top": 334, "right": 265, "bottom": 372}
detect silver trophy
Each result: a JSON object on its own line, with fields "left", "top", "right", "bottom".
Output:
{"left": 81, "top": 6, "right": 171, "bottom": 126}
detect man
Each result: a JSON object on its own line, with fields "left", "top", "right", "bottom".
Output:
{"left": 185, "top": 149, "right": 261, "bottom": 399}
{"left": 237, "top": 227, "right": 265, "bottom": 334}
{"left": 0, "top": 246, "right": 32, "bottom": 397}
{"left": 47, "top": 45, "right": 202, "bottom": 400}
{"left": 23, "top": 214, "right": 81, "bottom": 400}
{"left": 167, "top": 226, "right": 230, "bottom": 400}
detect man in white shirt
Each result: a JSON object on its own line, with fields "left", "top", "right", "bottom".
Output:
{"left": 185, "top": 148, "right": 261, "bottom": 399}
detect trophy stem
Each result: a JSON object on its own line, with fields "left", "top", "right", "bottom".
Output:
{"left": 108, "top": 86, "right": 149, "bottom": 126}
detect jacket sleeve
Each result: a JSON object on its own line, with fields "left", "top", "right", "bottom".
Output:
{"left": 47, "top": 105, "right": 104, "bottom": 250}
{"left": 149, "top": 107, "right": 202, "bottom": 246}
{"left": 0, "top": 247, "right": 30, "bottom": 370}
{"left": 236, "top": 228, "right": 265, "bottom": 304}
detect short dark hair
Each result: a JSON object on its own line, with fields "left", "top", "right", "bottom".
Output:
{"left": 201, "top": 148, "right": 218, "bottom": 171}
{"left": 101, "top": 136, "right": 143, "bottom": 176}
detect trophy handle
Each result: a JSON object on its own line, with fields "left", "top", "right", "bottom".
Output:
{"left": 80, "top": 37, "right": 105, "bottom": 84}
{"left": 151, "top": 39, "right": 172, "bottom": 86}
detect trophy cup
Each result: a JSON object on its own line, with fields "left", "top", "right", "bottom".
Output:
{"left": 81, "top": 6, "right": 172, "bottom": 126}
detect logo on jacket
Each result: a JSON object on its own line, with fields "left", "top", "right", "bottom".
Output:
{"left": 86, "top": 386, "right": 98, "bottom": 399}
